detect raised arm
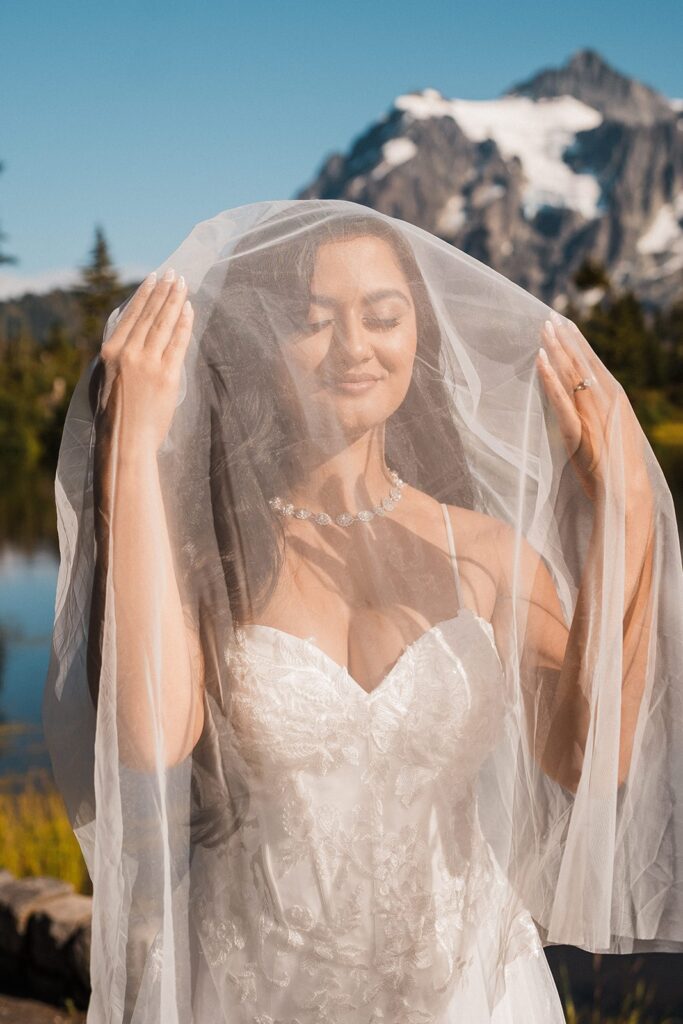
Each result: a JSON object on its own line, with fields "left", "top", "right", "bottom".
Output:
{"left": 87, "top": 271, "right": 204, "bottom": 772}
{"left": 490, "top": 313, "right": 656, "bottom": 795}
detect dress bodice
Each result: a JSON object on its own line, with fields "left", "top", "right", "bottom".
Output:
{"left": 187, "top": 506, "right": 565, "bottom": 1022}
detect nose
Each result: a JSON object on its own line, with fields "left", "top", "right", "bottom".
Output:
{"left": 333, "top": 312, "right": 373, "bottom": 360}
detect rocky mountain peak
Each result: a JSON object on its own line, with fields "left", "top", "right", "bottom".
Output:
{"left": 503, "top": 47, "right": 674, "bottom": 125}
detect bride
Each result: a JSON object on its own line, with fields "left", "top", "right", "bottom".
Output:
{"left": 43, "top": 200, "right": 683, "bottom": 1023}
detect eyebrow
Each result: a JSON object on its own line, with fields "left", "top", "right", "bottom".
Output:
{"left": 309, "top": 288, "right": 411, "bottom": 308}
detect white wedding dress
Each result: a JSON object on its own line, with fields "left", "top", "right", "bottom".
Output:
{"left": 187, "top": 504, "right": 567, "bottom": 1022}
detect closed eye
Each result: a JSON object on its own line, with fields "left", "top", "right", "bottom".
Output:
{"left": 366, "top": 317, "right": 401, "bottom": 331}
{"left": 304, "top": 317, "right": 401, "bottom": 334}
{"left": 304, "top": 319, "right": 334, "bottom": 333}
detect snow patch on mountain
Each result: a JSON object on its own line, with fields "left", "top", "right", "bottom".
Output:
{"left": 436, "top": 195, "right": 466, "bottom": 234}
{"left": 637, "top": 193, "right": 683, "bottom": 255}
{"left": 371, "top": 137, "right": 417, "bottom": 181}
{"left": 394, "top": 89, "right": 603, "bottom": 220}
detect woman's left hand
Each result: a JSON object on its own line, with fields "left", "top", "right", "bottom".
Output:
{"left": 535, "top": 311, "right": 650, "bottom": 506}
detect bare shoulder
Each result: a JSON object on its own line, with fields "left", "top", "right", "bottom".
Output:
{"left": 443, "top": 502, "right": 509, "bottom": 559}
{"left": 441, "top": 502, "right": 507, "bottom": 617}
{"left": 395, "top": 486, "right": 510, "bottom": 613}
{"left": 442, "top": 502, "right": 504, "bottom": 544}
{"left": 444, "top": 502, "right": 546, "bottom": 585}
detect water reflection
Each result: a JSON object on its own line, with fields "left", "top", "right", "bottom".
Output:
{"left": 0, "top": 537, "right": 59, "bottom": 779}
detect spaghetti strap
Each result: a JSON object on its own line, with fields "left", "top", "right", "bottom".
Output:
{"left": 440, "top": 503, "right": 464, "bottom": 608}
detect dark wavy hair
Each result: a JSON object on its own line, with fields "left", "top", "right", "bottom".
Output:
{"left": 200, "top": 207, "right": 479, "bottom": 624}
{"left": 184, "top": 207, "right": 481, "bottom": 849}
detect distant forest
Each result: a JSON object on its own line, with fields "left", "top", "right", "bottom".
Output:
{"left": 2, "top": 216, "right": 683, "bottom": 491}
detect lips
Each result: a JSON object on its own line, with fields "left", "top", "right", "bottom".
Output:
{"left": 323, "top": 373, "right": 383, "bottom": 394}
{"left": 336, "top": 375, "right": 380, "bottom": 384}
{"left": 325, "top": 373, "right": 382, "bottom": 384}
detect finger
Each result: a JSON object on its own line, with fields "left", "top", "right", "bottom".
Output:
{"left": 162, "top": 298, "right": 194, "bottom": 370}
{"left": 144, "top": 274, "right": 189, "bottom": 357}
{"left": 549, "top": 312, "right": 611, "bottom": 391}
{"left": 100, "top": 272, "right": 158, "bottom": 355}
{"left": 546, "top": 317, "right": 614, "bottom": 428}
{"left": 536, "top": 348, "right": 582, "bottom": 454}
{"left": 541, "top": 320, "right": 592, "bottom": 399}
{"left": 126, "top": 269, "right": 182, "bottom": 352}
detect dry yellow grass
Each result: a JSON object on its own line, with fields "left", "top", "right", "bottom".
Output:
{"left": 0, "top": 769, "right": 91, "bottom": 896}
{"left": 651, "top": 420, "right": 683, "bottom": 446}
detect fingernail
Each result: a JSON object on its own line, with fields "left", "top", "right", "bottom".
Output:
{"left": 544, "top": 319, "right": 557, "bottom": 339}
{"left": 550, "top": 310, "right": 563, "bottom": 326}
{"left": 538, "top": 346, "right": 549, "bottom": 363}
{"left": 182, "top": 299, "right": 192, "bottom": 316}
{"left": 145, "top": 271, "right": 157, "bottom": 286}
{"left": 174, "top": 274, "right": 186, "bottom": 291}
{"left": 163, "top": 267, "right": 176, "bottom": 282}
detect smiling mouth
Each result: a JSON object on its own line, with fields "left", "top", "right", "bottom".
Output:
{"left": 323, "top": 374, "right": 383, "bottom": 393}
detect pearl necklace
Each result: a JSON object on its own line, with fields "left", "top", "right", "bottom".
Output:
{"left": 268, "top": 469, "right": 405, "bottom": 527}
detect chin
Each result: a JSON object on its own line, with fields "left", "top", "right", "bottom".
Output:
{"left": 300, "top": 378, "right": 407, "bottom": 437}
{"left": 304, "top": 398, "right": 390, "bottom": 440}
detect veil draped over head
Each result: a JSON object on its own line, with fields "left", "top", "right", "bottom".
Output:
{"left": 42, "top": 199, "right": 683, "bottom": 1023}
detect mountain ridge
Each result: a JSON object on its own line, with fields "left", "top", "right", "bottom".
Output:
{"left": 504, "top": 47, "right": 675, "bottom": 126}
{"left": 297, "top": 48, "right": 683, "bottom": 311}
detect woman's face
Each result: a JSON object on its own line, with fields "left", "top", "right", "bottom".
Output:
{"left": 279, "top": 234, "right": 418, "bottom": 440}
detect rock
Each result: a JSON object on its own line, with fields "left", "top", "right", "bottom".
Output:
{"left": 0, "top": 991, "right": 86, "bottom": 1022}
{"left": 27, "top": 893, "right": 92, "bottom": 976}
{"left": 0, "top": 877, "right": 74, "bottom": 958}
{"left": 68, "top": 924, "right": 91, "bottom": 993}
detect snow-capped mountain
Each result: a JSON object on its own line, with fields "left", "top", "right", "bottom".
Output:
{"left": 297, "top": 49, "right": 683, "bottom": 311}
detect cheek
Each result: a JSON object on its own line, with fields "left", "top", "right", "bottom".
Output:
{"left": 381, "top": 322, "right": 418, "bottom": 381}
{"left": 278, "top": 340, "right": 325, "bottom": 388}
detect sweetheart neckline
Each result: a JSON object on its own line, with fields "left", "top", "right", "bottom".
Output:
{"left": 235, "top": 606, "right": 495, "bottom": 702}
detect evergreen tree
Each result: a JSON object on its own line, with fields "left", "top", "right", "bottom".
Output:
{"left": 75, "top": 225, "right": 121, "bottom": 364}
{"left": 579, "top": 290, "right": 653, "bottom": 393}
{"left": 655, "top": 294, "right": 683, "bottom": 398}
{"left": 0, "top": 161, "right": 17, "bottom": 266}
{"left": 573, "top": 256, "right": 610, "bottom": 292}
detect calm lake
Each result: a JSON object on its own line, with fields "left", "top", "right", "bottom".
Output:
{"left": 0, "top": 542, "right": 59, "bottom": 781}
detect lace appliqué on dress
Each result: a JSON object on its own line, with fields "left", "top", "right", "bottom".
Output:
{"left": 186, "top": 612, "right": 546, "bottom": 1022}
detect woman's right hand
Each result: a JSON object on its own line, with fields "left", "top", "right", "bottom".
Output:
{"left": 96, "top": 268, "right": 195, "bottom": 456}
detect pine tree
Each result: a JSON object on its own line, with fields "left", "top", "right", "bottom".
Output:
{"left": 655, "top": 294, "right": 683, "bottom": 399}
{"left": 579, "top": 290, "right": 652, "bottom": 393}
{"left": 573, "top": 257, "right": 610, "bottom": 292}
{"left": 75, "top": 225, "right": 122, "bottom": 364}
{"left": 0, "top": 161, "right": 17, "bottom": 266}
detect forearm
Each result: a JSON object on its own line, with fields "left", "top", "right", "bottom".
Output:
{"left": 89, "top": 442, "right": 202, "bottom": 771}
{"left": 545, "top": 478, "right": 656, "bottom": 791}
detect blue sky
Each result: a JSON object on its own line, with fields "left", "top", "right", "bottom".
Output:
{"left": 2, "top": 0, "right": 682, "bottom": 295}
